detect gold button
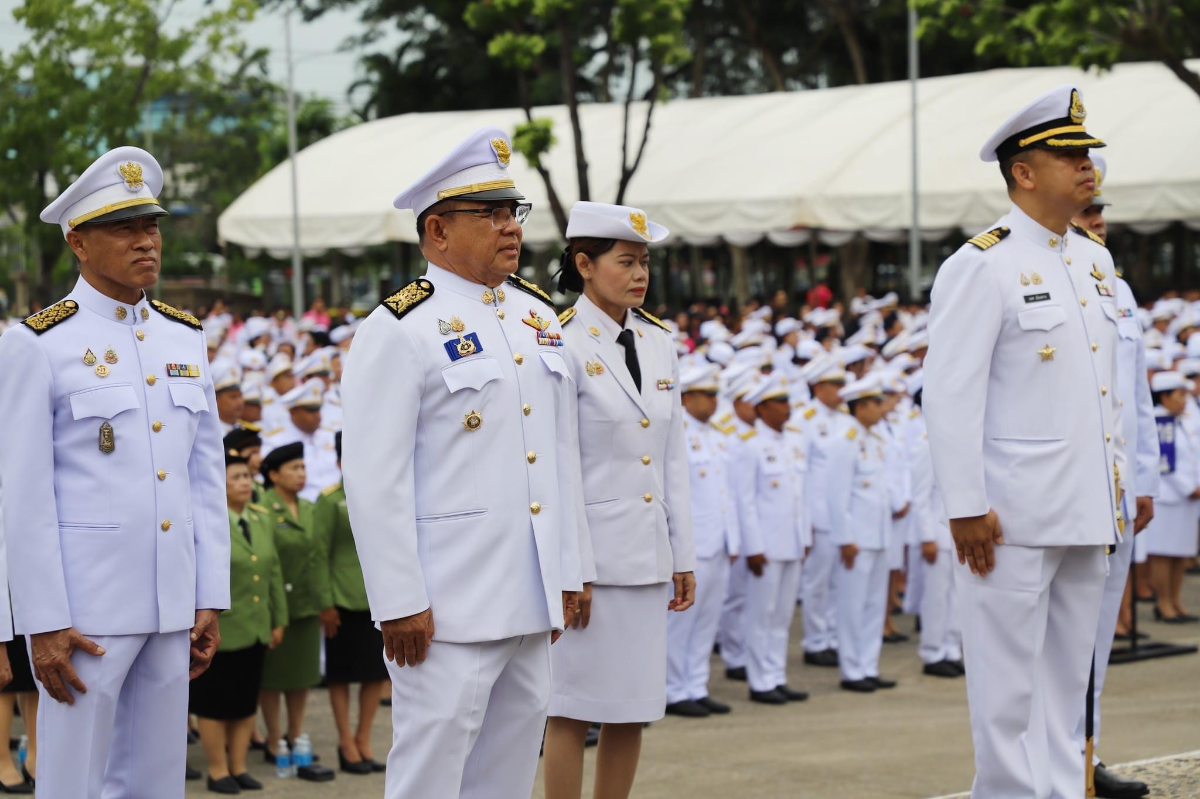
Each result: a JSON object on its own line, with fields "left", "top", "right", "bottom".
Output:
{"left": 496, "top": 309, "right": 505, "bottom": 319}
{"left": 530, "top": 502, "right": 541, "bottom": 515}
{"left": 527, "top": 451, "right": 537, "bottom": 464}
{"left": 141, "top": 307, "right": 149, "bottom": 321}
{"left": 252, "top": 596, "right": 260, "bottom": 603}
{"left": 514, "top": 354, "right": 524, "bottom": 365}
{"left": 250, "top": 555, "right": 258, "bottom": 563}
{"left": 1101, "top": 386, "right": 1108, "bottom": 396}
{"left": 1081, "top": 299, "right": 1087, "bottom": 307}
{"left": 643, "top": 493, "right": 653, "bottom": 503}
{"left": 1065, "top": 257, "right": 1072, "bottom": 265}
{"left": 863, "top": 480, "right": 871, "bottom": 488}
{"left": 1049, "top": 237, "right": 1059, "bottom": 248}
{"left": 136, "top": 330, "right": 145, "bottom": 341}
{"left": 641, "top": 455, "right": 651, "bottom": 465}
{"left": 152, "top": 421, "right": 163, "bottom": 432}
{"left": 523, "top": 404, "right": 531, "bottom": 416}
{"left": 1091, "top": 343, "right": 1098, "bottom": 352}
{"left": 640, "top": 418, "right": 650, "bottom": 428}
{"left": 1106, "top": 434, "right": 1112, "bottom": 443}
{"left": 157, "top": 469, "right": 166, "bottom": 481}
{"left": 161, "top": 520, "right": 171, "bottom": 531}
{"left": 1118, "top": 399, "right": 1124, "bottom": 407}
{"left": 146, "top": 374, "right": 156, "bottom": 385}
{"left": 700, "top": 470, "right": 707, "bottom": 477}
{"left": 770, "top": 480, "right": 780, "bottom": 488}
{"left": 252, "top": 575, "right": 260, "bottom": 582}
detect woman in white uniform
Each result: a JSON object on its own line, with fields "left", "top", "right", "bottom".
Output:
{"left": 543, "top": 202, "right": 697, "bottom": 799}
{"left": 1144, "top": 371, "right": 1200, "bottom": 623}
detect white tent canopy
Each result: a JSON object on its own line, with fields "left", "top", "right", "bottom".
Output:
{"left": 217, "top": 59, "right": 1200, "bottom": 255}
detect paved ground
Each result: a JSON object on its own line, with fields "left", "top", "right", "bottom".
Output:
{"left": 179, "top": 574, "right": 1200, "bottom": 797}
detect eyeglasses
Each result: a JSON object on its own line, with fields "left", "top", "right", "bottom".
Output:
{"left": 439, "top": 203, "right": 532, "bottom": 229}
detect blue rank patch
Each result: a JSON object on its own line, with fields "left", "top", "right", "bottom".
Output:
{"left": 1095, "top": 284, "right": 1115, "bottom": 297}
{"left": 444, "top": 332, "right": 483, "bottom": 361}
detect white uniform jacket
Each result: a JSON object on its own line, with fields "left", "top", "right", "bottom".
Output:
{"left": 1115, "top": 277, "right": 1160, "bottom": 500}
{"left": 0, "top": 276, "right": 230, "bottom": 636}
{"left": 560, "top": 294, "right": 695, "bottom": 585}
{"left": 0, "top": 490, "right": 15, "bottom": 642}
{"left": 826, "top": 419, "right": 891, "bottom": 551}
{"left": 732, "top": 421, "right": 812, "bottom": 561}
{"left": 924, "top": 205, "right": 1125, "bottom": 546}
{"left": 682, "top": 416, "right": 740, "bottom": 559}
{"left": 798, "top": 401, "right": 849, "bottom": 532}
{"left": 340, "top": 265, "right": 583, "bottom": 642}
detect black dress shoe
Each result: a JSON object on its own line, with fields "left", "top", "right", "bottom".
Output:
{"left": 923, "top": 660, "right": 961, "bottom": 678}
{"left": 367, "top": 759, "right": 387, "bottom": 773}
{"left": 1135, "top": 593, "right": 1156, "bottom": 603}
{"left": 186, "top": 764, "right": 203, "bottom": 781}
{"left": 1177, "top": 613, "right": 1200, "bottom": 622}
{"left": 19, "top": 769, "right": 31, "bottom": 790}
{"left": 775, "top": 684, "right": 809, "bottom": 701}
{"left": 206, "top": 775, "right": 241, "bottom": 794}
{"left": 584, "top": 724, "right": 600, "bottom": 748}
{"left": 248, "top": 739, "right": 266, "bottom": 752}
{"left": 749, "top": 688, "right": 788, "bottom": 705}
{"left": 882, "top": 632, "right": 909, "bottom": 644}
{"left": 0, "top": 779, "right": 32, "bottom": 794}
{"left": 868, "top": 676, "right": 897, "bottom": 689}
{"left": 1093, "top": 762, "right": 1149, "bottom": 798}
{"left": 696, "top": 696, "right": 731, "bottom": 714}
{"left": 665, "top": 700, "right": 711, "bottom": 718}
{"left": 187, "top": 728, "right": 200, "bottom": 745}
{"left": 232, "top": 773, "right": 263, "bottom": 790}
{"left": 840, "top": 679, "right": 876, "bottom": 693}
{"left": 339, "top": 747, "right": 373, "bottom": 775}
{"left": 725, "top": 666, "right": 747, "bottom": 681}
{"left": 950, "top": 660, "right": 966, "bottom": 675}
{"left": 803, "top": 650, "right": 839, "bottom": 667}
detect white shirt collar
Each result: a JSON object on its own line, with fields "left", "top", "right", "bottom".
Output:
{"left": 69, "top": 274, "right": 151, "bottom": 326}
{"left": 577, "top": 292, "right": 632, "bottom": 341}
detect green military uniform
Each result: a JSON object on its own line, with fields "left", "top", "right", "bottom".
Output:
{"left": 260, "top": 487, "right": 321, "bottom": 691}
{"left": 221, "top": 504, "right": 288, "bottom": 651}
{"left": 312, "top": 483, "right": 369, "bottom": 612}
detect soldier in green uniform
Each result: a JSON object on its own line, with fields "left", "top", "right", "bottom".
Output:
{"left": 257, "top": 442, "right": 322, "bottom": 762}
{"left": 314, "top": 432, "right": 389, "bottom": 775}
{"left": 189, "top": 439, "right": 287, "bottom": 794}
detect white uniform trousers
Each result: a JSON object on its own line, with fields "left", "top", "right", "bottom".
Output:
{"left": 717, "top": 559, "right": 749, "bottom": 669}
{"left": 385, "top": 633, "right": 550, "bottom": 799}
{"left": 745, "top": 559, "right": 801, "bottom": 693}
{"left": 666, "top": 555, "right": 730, "bottom": 703}
{"left": 957, "top": 544, "right": 1106, "bottom": 799}
{"left": 35, "top": 630, "right": 190, "bottom": 799}
{"left": 918, "top": 549, "right": 962, "bottom": 664}
{"left": 801, "top": 530, "right": 839, "bottom": 653}
{"left": 834, "top": 548, "right": 888, "bottom": 682}
{"left": 903, "top": 544, "right": 927, "bottom": 615}
{"left": 1075, "top": 520, "right": 1132, "bottom": 762}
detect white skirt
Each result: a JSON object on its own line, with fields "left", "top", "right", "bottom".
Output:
{"left": 548, "top": 583, "right": 669, "bottom": 723}
{"left": 1142, "top": 499, "right": 1200, "bottom": 558}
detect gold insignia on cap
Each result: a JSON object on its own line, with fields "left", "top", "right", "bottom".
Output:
{"left": 118, "top": 161, "right": 144, "bottom": 191}
{"left": 491, "top": 138, "right": 511, "bottom": 167}
{"left": 462, "top": 409, "right": 483, "bottom": 431}
{"left": 83, "top": 348, "right": 97, "bottom": 366}
{"left": 629, "top": 212, "right": 650, "bottom": 239}
{"left": 1038, "top": 343, "right": 1057, "bottom": 362}
{"left": 1069, "top": 89, "right": 1086, "bottom": 125}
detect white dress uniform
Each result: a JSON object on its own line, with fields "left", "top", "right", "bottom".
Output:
{"left": 340, "top": 128, "right": 582, "bottom": 799}
{"left": 732, "top": 377, "right": 812, "bottom": 695}
{"left": 924, "top": 85, "right": 1124, "bottom": 799}
{"left": 261, "top": 380, "right": 341, "bottom": 501}
{"left": 716, "top": 410, "right": 758, "bottom": 672}
{"left": 666, "top": 372, "right": 740, "bottom": 706}
{"left": 827, "top": 379, "right": 892, "bottom": 684}
{"left": 880, "top": 412, "right": 911, "bottom": 572}
{"left": 0, "top": 148, "right": 229, "bottom": 799}
{"left": 1074, "top": 274, "right": 1160, "bottom": 764}
{"left": 1142, "top": 395, "right": 1200, "bottom": 557}
{"left": 0, "top": 489, "right": 16, "bottom": 644}
{"left": 552, "top": 258, "right": 695, "bottom": 722}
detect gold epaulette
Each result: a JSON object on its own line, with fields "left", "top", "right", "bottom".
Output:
{"left": 320, "top": 482, "right": 343, "bottom": 497}
{"left": 265, "top": 427, "right": 284, "bottom": 437}
{"left": 717, "top": 412, "right": 733, "bottom": 425}
{"left": 804, "top": 407, "right": 817, "bottom": 420}
{"left": 967, "top": 226, "right": 1011, "bottom": 251}
{"left": 909, "top": 408, "right": 920, "bottom": 420}
{"left": 838, "top": 404, "right": 850, "bottom": 414}
{"left": 710, "top": 420, "right": 735, "bottom": 435}
{"left": 846, "top": 427, "right": 858, "bottom": 440}
{"left": 22, "top": 299, "right": 78, "bottom": 335}
{"left": 240, "top": 421, "right": 262, "bottom": 432}
{"left": 150, "top": 300, "right": 202, "bottom": 330}
{"left": 558, "top": 307, "right": 577, "bottom": 327}
{"left": 1115, "top": 269, "right": 1124, "bottom": 279}
{"left": 506, "top": 274, "right": 554, "bottom": 308}
{"left": 740, "top": 429, "right": 758, "bottom": 441}
{"left": 248, "top": 503, "right": 268, "bottom": 513}
{"left": 632, "top": 307, "right": 671, "bottom": 332}
{"left": 382, "top": 278, "right": 434, "bottom": 321}
{"left": 1072, "top": 224, "right": 1107, "bottom": 248}
{"left": 785, "top": 424, "right": 803, "bottom": 434}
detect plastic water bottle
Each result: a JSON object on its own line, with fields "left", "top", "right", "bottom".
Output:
{"left": 293, "top": 734, "right": 312, "bottom": 772}
{"left": 16, "top": 735, "right": 26, "bottom": 768}
{"left": 274, "top": 739, "right": 292, "bottom": 779}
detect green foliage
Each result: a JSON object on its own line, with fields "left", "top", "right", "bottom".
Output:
{"left": 511, "top": 118, "right": 556, "bottom": 167}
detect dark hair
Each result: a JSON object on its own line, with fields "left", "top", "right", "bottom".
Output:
{"left": 335, "top": 430, "right": 342, "bottom": 461}
{"left": 848, "top": 396, "right": 881, "bottom": 416}
{"left": 999, "top": 151, "right": 1034, "bottom": 191}
{"left": 1151, "top": 389, "right": 1169, "bottom": 408}
{"left": 557, "top": 237, "right": 618, "bottom": 294}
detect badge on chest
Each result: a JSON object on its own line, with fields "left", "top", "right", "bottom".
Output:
{"left": 444, "top": 333, "right": 483, "bottom": 361}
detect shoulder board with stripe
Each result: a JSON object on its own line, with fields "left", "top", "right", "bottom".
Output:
{"left": 265, "top": 427, "right": 284, "bottom": 437}
{"left": 1115, "top": 269, "right": 1123, "bottom": 279}
{"left": 22, "top": 299, "right": 78, "bottom": 334}
{"left": 240, "top": 421, "right": 263, "bottom": 432}
{"left": 785, "top": 424, "right": 803, "bottom": 434}
{"left": 966, "top": 226, "right": 1011, "bottom": 251}
{"left": 320, "top": 482, "right": 343, "bottom": 497}
{"left": 381, "top": 278, "right": 434, "bottom": 321}
{"left": 1072, "top": 224, "right": 1107, "bottom": 248}
{"left": 739, "top": 429, "right": 758, "bottom": 441}
{"left": 709, "top": 420, "right": 734, "bottom": 434}
{"left": 909, "top": 408, "right": 920, "bottom": 420}
{"left": 506, "top": 274, "right": 554, "bottom": 308}
{"left": 803, "top": 407, "right": 817, "bottom": 420}
{"left": 151, "top": 300, "right": 202, "bottom": 330}
{"left": 632, "top": 307, "right": 670, "bottom": 332}
{"left": 248, "top": 503, "right": 268, "bottom": 513}
{"left": 838, "top": 404, "right": 850, "bottom": 414}
{"left": 558, "top": 307, "right": 577, "bottom": 327}
{"left": 846, "top": 427, "right": 858, "bottom": 440}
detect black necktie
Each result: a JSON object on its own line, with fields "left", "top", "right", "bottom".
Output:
{"left": 239, "top": 517, "right": 252, "bottom": 545}
{"left": 616, "top": 329, "right": 642, "bottom": 393}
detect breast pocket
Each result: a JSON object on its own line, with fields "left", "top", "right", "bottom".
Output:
{"left": 441, "top": 357, "right": 504, "bottom": 393}
{"left": 69, "top": 383, "right": 140, "bottom": 423}
{"left": 167, "top": 381, "right": 209, "bottom": 413}
{"left": 1017, "top": 304, "right": 1067, "bottom": 333}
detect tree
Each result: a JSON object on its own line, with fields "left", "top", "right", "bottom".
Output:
{"left": 915, "top": 0, "right": 1200, "bottom": 99}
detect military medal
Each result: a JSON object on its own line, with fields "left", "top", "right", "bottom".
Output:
{"left": 588, "top": 327, "right": 600, "bottom": 337}
{"left": 657, "top": 378, "right": 675, "bottom": 391}
{"left": 104, "top": 347, "right": 118, "bottom": 365}
{"left": 98, "top": 421, "right": 115, "bottom": 453}
{"left": 1031, "top": 272, "right": 1043, "bottom": 285}
{"left": 83, "top": 348, "right": 97, "bottom": 366}
{"left": 1019, "top": 274, "right": 1031, "bottom": 286}
{"left": 1090, "top": 265, "right": 1106, "bottom": 281}
{"left": 1096, "top": 283, "right": 1115, "bottom": 297}
{"left": 438, "top": 319, "right": 453, "bottom": 335}
{"left": 462, "top": 409, "right": 483, "bottom": 431}
{"left": 1038, "top": 343, "right": 1057, "bottom": 362}
{"left": 166, "top": 363, "right": 201, "bottom": 377}
{"left": 481, "top": 290, "right": 495, "bottom": 305}
{"left": 496, "top": 288, "right": 506, "bottom": 303}
{"left": 523, "top": 309, "right": 565, "bottom": 347}
{"left": 95, "top": 364, "right": 110, "bottom": 378}
{"left": 586, "top": 361, "right": 596, "bottom": 376}
{"left": 444, "top": 332, "right": 482, "bottom": 361}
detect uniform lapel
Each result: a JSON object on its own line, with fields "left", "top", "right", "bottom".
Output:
{"left": 584, "top": 307, "right": 648, "bottom": 415}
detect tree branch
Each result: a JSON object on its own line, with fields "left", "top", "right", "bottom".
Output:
{"left": 616, "top": 60, "right": 661, "bottom": 205}
{"left": 517, "top": 72, "right": 568, "bottom": 235}
{"left": 558, "top": 10, "right": 590, "bottom": 201}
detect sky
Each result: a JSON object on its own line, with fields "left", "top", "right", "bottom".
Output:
{"left": 0, "top": 0, "right": 396, "bottom": 114}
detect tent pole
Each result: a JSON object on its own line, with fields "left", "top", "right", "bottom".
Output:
{"left": 285, "top": 10, "right": 305, "bottom": 320}
{"left": 907, "top": 1, "right": 921, "bottom": 301}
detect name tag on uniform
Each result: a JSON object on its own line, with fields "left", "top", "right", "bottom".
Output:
{"left": 444, "top": 332, "right": 483, "bottom": 362}
{"left": 1096, "top": 284, "right": 1115, "bottom": 297}
{"left": 1024, "top": 293, "right": 1051, "bottom": 303}
{"left": 166, "top": 363, "right": 201, "bottom": 378}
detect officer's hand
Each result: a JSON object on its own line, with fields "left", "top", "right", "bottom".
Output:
{"left": 0, "top": 646, "right": 12, "bottom": 692}
{"left": 570, "top": 584, "right": 593, "bottom": 631}
{"left": 381, "top": 608, "right": 435, "bottom": 668}
{"left": 921, "top": 541, "right": 938, "bottom": 565}
{"left": 31, "top": 628, "right": 105, "bottom": 705}
{"left": 949, "top": 509, "right": 1004, "bottom": 576}
{"left": 270, "top": 627, "right": 285, "bottom": 649}
{"left": 892, "top": 503, "right": 910, "bottom": 520}
{"left": 840, "top": 544, "right": 859, "bottom": 570}
{"left": 320, "top": 607, "right": 341, "bottom": 638}
{"left": 189, "top": 609, "right": 222, "bottom": 679}
{"left": 745, "top": 554, "right": 767, "bottom": 577}
{"left": 1134, "top": 497, "right": 1154, "bottom": 534}
{"left": 729, "top": 554, "right": 738, "bottom": 564}
{"left": 554, "top": 591, "right": 580, "bottom": 643}
{"left": 669, "top": 572, "right": 696, "bottom": 612}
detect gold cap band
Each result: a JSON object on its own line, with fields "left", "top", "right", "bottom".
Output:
{"left": 437, "top": 179, "right": 516, "bottom": 201}
{"left": 69, "top": 197, "right": 163, "bottom": 229}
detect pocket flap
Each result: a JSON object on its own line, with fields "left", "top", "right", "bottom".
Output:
{"left": 168, "top": 381, "right": 210, "bottom": 413}
{"left": 441, "top": 357, "right": 503, "bottom": 393}
{"left": 1100, "top": 302, "right": 1119, "bottom": 323}
{"left": 69, "top": 383, "right": 140, "bottom": 420}
{"left": 1017, "top": 304, "right": 1067, "bottom": 332}
{"left": 1117, "top": 319, "right": 1140, "bottom": 340}
{"left": 539, "top": 351, "right": 570, "bottom": 380}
